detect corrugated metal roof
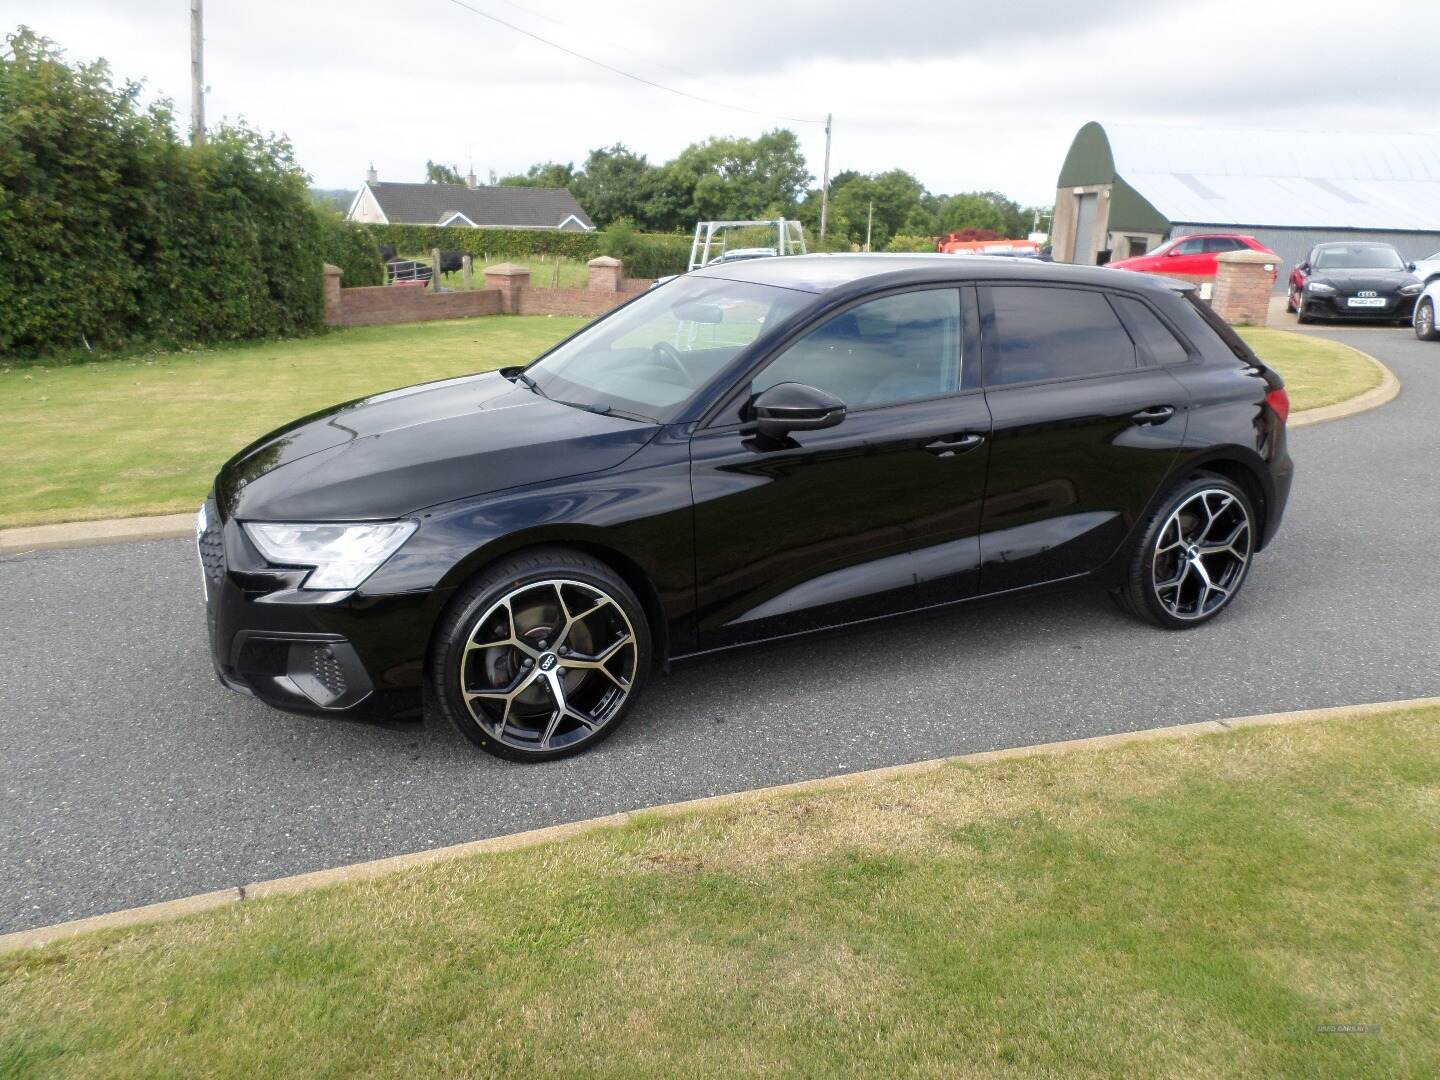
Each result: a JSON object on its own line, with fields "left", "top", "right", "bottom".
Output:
{"left": 365, "top": 182, "right": 593, "bottom": 230}
{"left": 1103, "top": 124, "right": 1440, "bottom": 231}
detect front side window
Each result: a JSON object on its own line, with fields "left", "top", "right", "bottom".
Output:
{"left": 749, "top": 289, "right": 963, "bottom": 410}
{"left": 1174, "top": 238, "right": 1205, "bottom": 256}
{"left": 985, "top": 286, "right": 1137, "bottom": 386}
{"left": 527, "top": 277, "right": 809, "bottom": 421}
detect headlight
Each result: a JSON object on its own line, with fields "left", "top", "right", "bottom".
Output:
{"left": 243, "top": 521, "right": 416, "bottom": 590}
{"left": 1399, "top": 282, "right": 1423, "bottom": 296}
{"left": 1306, "top": 281, "right": 1336, "bottom": 295}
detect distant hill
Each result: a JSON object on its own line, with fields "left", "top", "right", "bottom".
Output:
{"left": 309, "top": 188, "right": 356, "bottom": 213}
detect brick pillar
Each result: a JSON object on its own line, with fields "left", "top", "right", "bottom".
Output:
{"left": 587, "top": 255, "right": 622, "bottom": 292}
{"left": 483, "top": 262, "right": 531, "bottom": 313}
{"left": 1212, "top": 249, "right": 1281, "bottom": 326}
{"left": 322, "top": 264, "right": 343, "bottom": 326}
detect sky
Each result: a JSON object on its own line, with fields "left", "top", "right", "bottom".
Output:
{"left": 5, "top": 0, "right": 1436, "bottom": 206}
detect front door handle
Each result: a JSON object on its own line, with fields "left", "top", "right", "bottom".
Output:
{"left": 1131, "top": 405, "right": 1176, "bottom": 425}
{"left": 924, "top": 434, "right": 985, "bottom": 457}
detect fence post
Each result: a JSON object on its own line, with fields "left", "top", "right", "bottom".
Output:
{"left": 462, "top": 253, "right": 472, "bottom": 290}
{"left": 431, "top": 248, "right": 442, "bottom": 292}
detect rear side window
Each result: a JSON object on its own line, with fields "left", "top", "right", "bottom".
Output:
{"left": 1112, "top": 296, "right": 1191, "bottom": 365}
{"left": 985, "top": 286, "right": 1137, "bottom": 386}
{"left": 1203, "top": 237, "right": 1245, "bottom": 253}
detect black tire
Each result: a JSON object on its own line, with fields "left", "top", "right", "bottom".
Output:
{"left": 1285, "top": 286, "right": 1299, "bottom": 314}
{"left": 1296, "top": 307, "right": 1313, "bottom": 325}
{"left": 430, "top": 546, "right": 651, "bottom": 761}
{"left": 1115, "top": 474, "right": 1256, "bottom": 630}
{"left": 1415, "top": 299, "right": 1439, "bottom": 341}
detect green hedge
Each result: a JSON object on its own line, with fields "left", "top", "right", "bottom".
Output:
{"left": 359, "top": 220, "right": 692, "bottom": 279}
{"left": 318, "top": 213, "right": 385, "bottom": 288}
{"left": 0, "top": 30, "right": 324, "bottom": 358}
{"left": 360, "top": 223, "right": 603, "bottom": 262}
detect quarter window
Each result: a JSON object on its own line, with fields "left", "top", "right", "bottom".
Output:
{"left": 751, "top": 289, "right": 962, "bottom": 409}
{"left": 1112, "top": 296, "right": 1190, "bottom": 365}
{"left": 984, "top": 286, "right": 1137, "bottom": 386}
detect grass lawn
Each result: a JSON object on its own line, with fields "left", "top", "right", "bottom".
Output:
{"left": 0, "top": 321, "right": 1384, "bottom": 529}
{"left": 0, "top": 317, "right": 587, "bottom": 529}
{"left": 1236, "top": 327, "right": 1381, "bottom": 413}
{"left": 3, "top": 706, "right": 1436, "bottom": 1078}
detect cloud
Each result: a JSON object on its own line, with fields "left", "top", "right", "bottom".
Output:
{"left": 9, "top": 0, "right": 1438, "bottom": 206}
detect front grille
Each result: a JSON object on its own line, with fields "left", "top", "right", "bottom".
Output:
{"left": 198, "top": 513, "right": 225, "bottom": 587}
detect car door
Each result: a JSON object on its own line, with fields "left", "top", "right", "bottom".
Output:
{"left": 689, "top": 286, "right": 991, "bottom": 650}
{"left": 1164, "top": 236, "right": 1210, "bottom": 276}
{"left": 976, "top": 283, "right": 1189, "bottom": 593}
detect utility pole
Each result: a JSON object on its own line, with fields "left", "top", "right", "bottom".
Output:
{"left": 818, "top": 113, "right": 832, "bottom": 242}
{"left": 865, "top": 200, "right": 873, "bottom": 252}
{"left": 189, "top": 0, "right": 205, "bottom": 145}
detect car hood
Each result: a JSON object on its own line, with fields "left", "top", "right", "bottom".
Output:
{"left": 216, "top": 370, "right": 660, "bottom": 521}
{"left": 1310, "top": 268, "right": 1417, "bottom": 292}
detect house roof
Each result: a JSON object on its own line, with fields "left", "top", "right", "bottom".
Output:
{"left": 363, "top": 181, "right": 593, "bottom": 230}
{"left": 1062, "top": 121, "right": 1440, "bottom": 232}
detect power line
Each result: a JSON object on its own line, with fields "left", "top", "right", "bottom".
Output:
{"left": 440, "top": 0, "right": 825, "bottom": 126}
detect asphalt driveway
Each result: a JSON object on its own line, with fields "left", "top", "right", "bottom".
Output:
{"left": 2, "top": 325, "right": 1437, "bottom": 934}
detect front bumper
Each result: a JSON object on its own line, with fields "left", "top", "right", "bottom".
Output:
{"left": 199, "top": 500, "right": 439, "bottom": 720}
{"left": 1300, "top": 292, "right": 1417, "bottom": 320}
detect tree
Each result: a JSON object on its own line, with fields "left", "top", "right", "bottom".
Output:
{"left": 827, "top": 170, "right": 928, "bottom": 249}
{"left": 939, "top": 193, "right": 1007, "bottom": 235}
{"left": 425, "top": 159, "right": 463, "bottom": 185}
{"left": 498, "top": 161, "right": 580, "bottom": 190}
{"left": 656, "top": 129, "right": 811, "bottom": 231}
{"left": 576, "top": 144, "right": 662, "bottom": 229}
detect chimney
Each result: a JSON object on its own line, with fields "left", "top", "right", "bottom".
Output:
{"left": 465, "top": 170, "right": 477, "bottom": 190}
{"left": 365, "top": 163, "right": 377, "bottom": 184}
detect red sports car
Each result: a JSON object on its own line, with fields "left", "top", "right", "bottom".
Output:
{"left": 1108, "top": 234, "right": 1278, "bottom": 280}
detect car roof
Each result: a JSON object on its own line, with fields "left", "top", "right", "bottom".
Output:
{"left": 689, "top": 252, "right": 1189, "bottom": 295}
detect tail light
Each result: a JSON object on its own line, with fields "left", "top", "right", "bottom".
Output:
{"left": 1265, "top": 388, "right": 1290, "bottom": 424}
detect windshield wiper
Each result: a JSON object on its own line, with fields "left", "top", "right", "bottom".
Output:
{"left": 553, "top": 399, "right": 657, "bottom": 423}
{"left": 510, "top": 369, "right": 545, "bottom": 397}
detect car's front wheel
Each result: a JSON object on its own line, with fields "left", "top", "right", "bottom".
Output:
{"left": 1415, "top": 298, "right": 1439, "bottom": 341}
{"left": 1114, "top": 475, "right": 1256, "bottom": 629}
{"left": 431, "top": 547, "right": 651, "bottom": 761}
{"left": 1286, "top": 285, "right": 1300, "bottom": 314}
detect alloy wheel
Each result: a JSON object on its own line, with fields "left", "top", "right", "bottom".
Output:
{"left": 1418, "top": 301, "right": 1435, "bottom": 339}
{"left": 460, "top": 579, "right": 638, "bottom": 753}
{"left": 1150, "top": 488, "right": 1253, "bottom": 621}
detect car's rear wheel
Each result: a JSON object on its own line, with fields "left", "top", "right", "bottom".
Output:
{"left": 432, "top": 547, "right": 650, "bottom": 761}
{"left": 1114, "top": 475, "right": 1255, "bottom": 629}
{"left": 1415, "top": 298, "right": 1439, "bottom": 341}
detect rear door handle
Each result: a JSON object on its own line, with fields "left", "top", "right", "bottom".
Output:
{"left": 924, "top": 434, "right": 985, "bottom": 457}
{"left": 1131, "top": 405, "right": 1176, "bottom": 425}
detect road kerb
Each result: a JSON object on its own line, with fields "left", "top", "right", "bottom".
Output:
{"left": 0, "top": 513, "right": 194, "bottom": 555}
{"left": 4, "top": 694, "right": 1437, "bottom": 955}
{"left": 1288, "top": 342, "right": 1399, "bottom": 427}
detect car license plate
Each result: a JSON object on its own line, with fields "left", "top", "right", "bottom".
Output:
{"left": 1347, "top": 297, "right": 1386, "bottom": 308}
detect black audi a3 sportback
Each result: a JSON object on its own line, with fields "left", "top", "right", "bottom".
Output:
{"left": 200, "top": 254, "right": 1293, "bottom": 760}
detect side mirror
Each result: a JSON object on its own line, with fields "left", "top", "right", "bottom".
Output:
{"left": 1408, "top": 261, "right": 1418, "bottom": 272}
{"left": 751, "top": 382, "right": 846, "bottom": 439}
{"left": 1297, "top": 263, "right": 1309, "bottom": 274}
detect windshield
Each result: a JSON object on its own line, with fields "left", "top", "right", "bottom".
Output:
{"left": 524, "top": 277, "right": 809, "bottom": 422}
{"left": 1313, "top": 245, "right": 1406, "bottom": 271}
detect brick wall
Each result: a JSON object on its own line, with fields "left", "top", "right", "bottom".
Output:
{"left": 1212, "top": 250, "right": 1282, "bottom": 326}
{"left": 323, "top": 256, "right": 654, "bottom": 328}
{"left": 333, "top": 285, "right": 502, "bottom": 327}
{"left": 514, "top": 284, "right": 650, "bottom": 316}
